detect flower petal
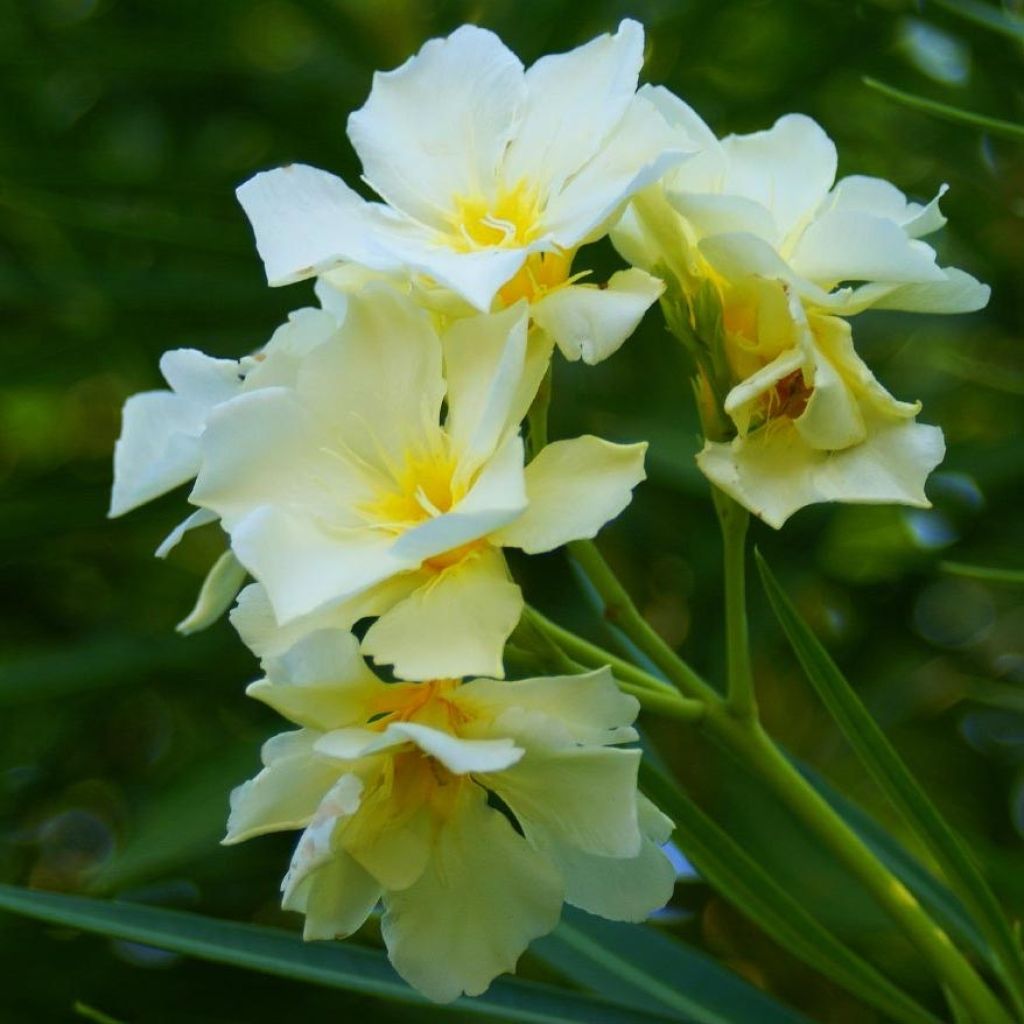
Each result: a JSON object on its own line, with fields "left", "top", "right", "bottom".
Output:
{"left": 283, "top": 847, "right": 381, "bottom": 941}
{"left": 459, "top": 668, "right": 639, "bottom": 748}
{"left": 236, "top": 163, "right": 393, "bottom": 286}
{"left": 531, "top": 268, "right": 663, "bottom": 364}
{"left": 697, "top": 414, "right": 945, "bottom": 529}
{"left": 504, "top": 19, "right": 644, "bottom": 196}
{"left": 362, "top": 546, "right": 523, "bottom": 680}
{"left": 154, "top": 507, "right": 218, "bottom": 559}
{"left": 381, "top": 783, "right": 562, "bottom": 1002}
{"left": 224, "top": 730, "right": 342, "bottom": 843}
{"left": 493, "top": 436, "right": 646, "bottom": 554}
{"left": 347, "top": 25, "right": 524, "bottom": 228}
{"left": 490, "top": 745, "right": 643, "bottom": 858}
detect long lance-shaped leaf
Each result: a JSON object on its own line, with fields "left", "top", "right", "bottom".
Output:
{"left": 864, "top": 78, "right": 1024, "bottom": 142}
{"left": 637, "top": 764, "right": 944, "bottom": 1024}
{"left": 928, "top": 0, "right": 1024, "bottom": 42}
{"left": 940, "top": 562, "right": 1024, "bottom": 586}
{"left": 536, "top": 906, "right": 813, "bottom": 1024}
{"left": 755, "top": 549, "right": 1024, "bottom": 1017}
{"left": 0, "top": 885, "right": 675, "bottom": 1024}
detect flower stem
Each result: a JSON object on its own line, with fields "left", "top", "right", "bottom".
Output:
{"left": 567, "top": 538, "right": 717, "bottom": 705}
{"left": 710, "top": 712, "right": 1015, "bottom": 1024}
{"left": 712, "top": 487, "right": 757, "bottom": 720}
{"left": 566, "top": 541, "right": 1012, "bottom": 1022}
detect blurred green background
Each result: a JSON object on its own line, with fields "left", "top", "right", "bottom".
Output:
{"left": 1, "top": 0, "right": 1022, "bottom": 1020}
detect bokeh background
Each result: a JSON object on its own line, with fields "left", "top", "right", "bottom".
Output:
{"left": 1, "top": 0, "right": 1022, "bottom": 1020}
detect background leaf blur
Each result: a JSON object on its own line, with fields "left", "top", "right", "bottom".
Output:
{"left": 1, "top": 0, "right": 1022, "bottom": 1021}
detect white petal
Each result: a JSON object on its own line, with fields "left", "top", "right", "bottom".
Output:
{"left": 494, "top": 436, "right": 646, "bottom": 554}
{"left": 224, "top": 730, "right": 342, "bottom": 843}
{"left": 443, "top": 302, "right": 535, "bottom": 475}
{"left": 295, "top": 284, "right": 446, "bottom": 467}
{"left": 391, "top": 433, "right": 528, "bottom": 568}
{"left": 665, "top": 190, "right": 778, "bottom": 245}
{"left": 191, "top": 387, "right": 370, "bottom": 530}
{"left": 459, "top": 668, "right": 639, "bottom": 748}
{"left": 543, "top": 92, "right": 688, "bottom": 249}
{"left": 362, "top": 546, "right": 523, "bottom": 681}
{"left": 374, "top": 721, "right": 523, "bottom": 775}
{"left": 241, "top": 307, "right": 339, "bottom": 392}
{"left": 839, "top": 267, "right": 990, "bottom": 315}
{"left": 248, "top": 630, "right": 385, "bottom": 731}
{"left": 229, "top": 507, "right": 411, "bottom": 625}
{"left": 110, "top": 391, "right": 204, "bottom": 517}
{"left": 381, "top": 783, "right": 562, "bottom": 1002}
{"left": 154, "top": 507, "right": 217, "bottom": 558}
{"left": 491, "top": 745, "right": 643, "bottom": 858}
{"left": 790, "top": 209, "right": 947, "bottom": 285}
{"left": 720, "top": 114, "right": 837, "bottom": 241}
{"left": 236, "top": 163, "right": 394, "bottom": 286}
{"left": 283, "top": 848, "right": 381, "bottom": 941}
{"left": 230, "top": 575, "right": 426, "bottom": 661}
{"left": 531, "top": 268, "right": 663, "bottom": 364}
{"left": 548, "top": 835, "right": 675, "bottom": 923}
{"left": 638, "top": 84, "right": 725, "bottom": 191}
{"left": 504, "top": 19, "right": 644, "bottom": 196}
{"left": 697, "top": 414, "right": 946, "bottom": 529}
{"left": 347, "top": 25, "right": 525, "bottom": 228}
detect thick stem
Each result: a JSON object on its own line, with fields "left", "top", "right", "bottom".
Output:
{"left": 713, "top": 487, "right": 756, "bottom": 720}
{"left": 710, "top": 712, "right": 1014, "bottom": 1024}
{"left": 568, "top": 539, "right": 718, "bottom": 705}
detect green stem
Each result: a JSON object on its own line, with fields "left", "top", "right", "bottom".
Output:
{"left": 713, "top": 487, "right": 756, "bottom": 720}
{"left": 569, "top": 542, "right": 1012, "bottom": 1022}
{"left": 525, "top": 360, "right": 551, "bottom": 457}
{"left": 567, "top": 539, "right": 717, "bottom": 705}
{"left": 710, "top": 713, "right": 1014, "bottom": 1024}
{"left": 521, "top": 607, "right": 706, "bottom": 723}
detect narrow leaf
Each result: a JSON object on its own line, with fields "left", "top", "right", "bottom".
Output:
{"left": 0, "top": 885, "right": 674, "bottom": 1024}
{"left": 940, "top": 562, "right": 1024, "bottom": 586}
{"left": 536, "top": 906, "right": 813, "bottom": 1024}
{"left": 864, "top": 78, "right": 1024, "bottom": 141}
{"left": 637, "top": 764, "right": 943, "bottom": 1024}
{"left": 756, "top": 549, "right": 1024, "bottom": 1014}
{"left": 928, "top": 0, "right": 1024, "bottom": 42}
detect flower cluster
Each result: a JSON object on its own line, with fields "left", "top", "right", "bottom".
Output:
{"left": 111, "top": 17, "right": 986, "bottom": 1002}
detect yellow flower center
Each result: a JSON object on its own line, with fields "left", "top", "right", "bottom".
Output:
{"left": 447, "top": 180, "right": 574, "bottom": 306}
{"left": 364, "top": 449, "right": 464, "bottom": 528}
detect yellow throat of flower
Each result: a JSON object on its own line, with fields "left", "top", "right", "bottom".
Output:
{"left": 448, "top": 180, "right": 574, "bottom": 305}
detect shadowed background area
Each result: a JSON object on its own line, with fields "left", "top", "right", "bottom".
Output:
{"left": 1, "top": 0, "right": 1022, "bottom": 1020}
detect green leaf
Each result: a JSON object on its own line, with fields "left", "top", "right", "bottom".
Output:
{"left": 940, "top": 562, "right": 1024, "bottom": 586}
{"left": 0, "top": 885, "right": 674, "bottom": 1024}
{"left": 536, "top": 906, "right": 812, "bottom": 1024}
{"left": 863, "top": 78, "right": 1024, "bottom": 141}
{"left": 928, "top": 0, "right": 1024, "bottom": 42}
{"left": 635, "top": 764, "right": 943, "bottom": 1024}
{"left": 756, "top": 549, "right": 1024, "bottom": 1017}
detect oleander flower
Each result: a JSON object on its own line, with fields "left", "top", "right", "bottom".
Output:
{"left": 109, "top": 307, "right": 341, "bottom": 555}
{"left": 696, "top": 282, "right": 945, "bottom": 527}
{"left": 237, "top": 20, "right": 686, "bottom": 364}
{"left": 190, "top": 285, "right": 647, "bottom": 679}
{"left": 613, "top": 89, "right": 990, "bottom": 318}
{"left": 224, "top": 628, "right": 676, "bottom": 1002}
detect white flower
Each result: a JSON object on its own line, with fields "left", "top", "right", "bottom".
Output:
{"left": 696, "top": 281, "right": 945, "bottom": 527}
{"left": 109, "top": 307, "right": 340, "bottom": 555}
{"left": 236, "top": 21, "right": 686, "bottom": 364}
{"left": 190, "top": 285, "right": 647, "bottom": 679}
{"left": 613, "top": 89, "right": 990, "bottom": 317}
{"left": 224, "top": 628, "right": 676, "bottom": 1002}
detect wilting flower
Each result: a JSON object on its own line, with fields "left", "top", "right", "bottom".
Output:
{"left": 109, "top": 307, "right": 340, "bottom": 555}
{"left": 224, "top": 628, "right": 676, "bottom": 1002}
{"left": 237, "top": 20, "right": 686, "bottom": 364}
{"left": 613, "top": 90, "right": 990, "bottom": 318}
{"left": 190, "top": 286, "right": 646, "bottom": 679}
{"left": 696, "top": 282, "right": 944, "bottom": 527}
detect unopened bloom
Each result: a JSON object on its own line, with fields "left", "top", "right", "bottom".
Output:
{"left": 109, "top": 307, "right": 339, "bottom": 555}
{"left": 614, "top": 91, "right": 990, "bottom": 318}
{"left": 237, "top": 21, "right": 685, "bottom": 364}
{"left": 191, "top": 286, "right": 646, "bottom": 679}
{"left": 696, "top": 282, "right": 944, "bottom": 527}
{"left": 225, "top": 629, "right": 676, "bottom": 1002}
